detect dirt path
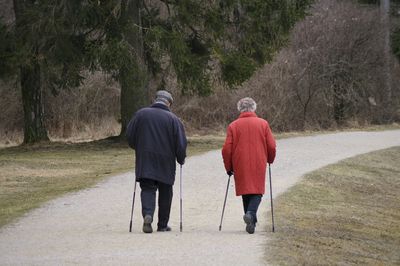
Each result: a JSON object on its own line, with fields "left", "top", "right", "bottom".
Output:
{"left": 1, "top": 130, "right": 399, "bottom": 265}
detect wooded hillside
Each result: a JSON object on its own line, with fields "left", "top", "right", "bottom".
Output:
{"left": 0, "top": 0, "right": 399, "bottom": 146}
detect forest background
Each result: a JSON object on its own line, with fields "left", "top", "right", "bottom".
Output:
{"left": 0, "top": 0, "right": 399, "bottom": 146}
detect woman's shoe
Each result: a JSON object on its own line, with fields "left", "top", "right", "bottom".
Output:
{"left": 142, "top": 215, "right": 153, "bottom": 233}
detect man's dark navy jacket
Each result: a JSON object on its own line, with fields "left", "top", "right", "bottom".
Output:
{"left": 126, "top": 103, "right": 187, "bottom": 185}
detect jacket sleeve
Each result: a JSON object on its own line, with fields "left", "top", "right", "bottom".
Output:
{"left": 265, "top": 122, "right": 276, "bottom": 164}
{"left": 222, "top": 125, "right": 233, "bottom": 172}
{"left": 175, "top": 119, "right": 187, "bottom": 165}
{"left": 126, "top": 114, "right": 138, "bottom": 150}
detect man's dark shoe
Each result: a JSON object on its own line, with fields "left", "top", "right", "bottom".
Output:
{"left": 143, "top": 215, "right": 153, "bottom": 233}
{"left": 243, "top": 212, "right": 255, "bottom": 234}
{"left": 157, "top": 226, "right": 172, "bottom": 232}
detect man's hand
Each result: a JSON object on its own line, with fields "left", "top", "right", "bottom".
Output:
{"left": 227, "top": 170, "right": 233, "bottom": 176}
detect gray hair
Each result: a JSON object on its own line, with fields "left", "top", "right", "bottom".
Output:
{"left": 237, "top": 97, "right": 257, "bottom": 112}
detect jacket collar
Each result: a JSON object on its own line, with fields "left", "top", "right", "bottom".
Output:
{"left": 151, "top": 102, "right": 171, "bottom": 112}
{"left": 239, "top": 111, "right": 257, "bottom": 118}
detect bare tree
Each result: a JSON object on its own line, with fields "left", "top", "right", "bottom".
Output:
{"left": 285, "top": 0, "right": 387, "bottom": 126}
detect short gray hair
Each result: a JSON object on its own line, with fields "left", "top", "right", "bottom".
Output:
{"left": 237, "top": 97, "right": 257, "bottom": 112}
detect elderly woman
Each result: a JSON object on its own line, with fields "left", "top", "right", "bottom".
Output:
{"left": 222, "top": 97, "right": 276, "bottom": 234}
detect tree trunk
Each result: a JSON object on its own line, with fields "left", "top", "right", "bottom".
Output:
{"left": 333, "top": 85, "right": 345, "bottom": 125}
{"left": 20, "top": 61, "right": 49, "bottom": 143}
{"left": 381, "top": 0, "right": 392, "bottom": 117}
{"left": 13, "top": 0, "right": 49, "bottom": 143}
{"left": 119, "top": 0, "right": 148, "bottom": 137}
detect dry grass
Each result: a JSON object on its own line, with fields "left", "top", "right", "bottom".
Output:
{"left": 1, "top": 128, "right": 399, "bottom": 233}
{"left": 0, "top": 140, "right": 132, "bottom": 228}
{"left": 270, "top": 123, "right": 400, "bottom": 140}
{"left": 0, "top": 137, "right": 224, "bottom": 228}
{"left": 266, "top": 146, "right": 400, "bottom": 265}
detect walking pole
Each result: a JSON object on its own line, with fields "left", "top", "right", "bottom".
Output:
{"left": 129, "top": 180, "right": 137, "bottom": 232}
{"left": 180, "top": 165, "right": 183, "bottom": 232}
{"left": 268, "top": 164, "right": 275, "bottom": 232}
{"left": 219, "top": 174, "right": 232, "bottom": 231}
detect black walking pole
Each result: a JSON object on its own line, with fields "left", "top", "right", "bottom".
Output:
{"left": 129, "top": 180, "right": 137, "bottom": 232}
{"left": 219, "top": 174, "right": 232, "bottom": 231}
{"left": 180, "top": 165, "right": 183, "bottom": 232}
{"left": 268, "top": 164, "right": 275, "bottom": 232}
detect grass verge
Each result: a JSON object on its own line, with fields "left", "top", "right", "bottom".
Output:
{"left": 0, "top": 136, "right": 224, "bottom": 228}
{"left": 265, "top": 146, "right": 400, "bottom": 265}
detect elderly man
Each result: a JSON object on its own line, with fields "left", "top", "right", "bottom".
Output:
{"left": 126, "top": 90, "right": 187, "bottom": 233}
{"left": 222, "top": 97, "right": 276, "bottom": 234}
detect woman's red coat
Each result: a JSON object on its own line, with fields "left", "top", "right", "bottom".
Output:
{"left": 222, "top": 112, "right": 276, "bottom": 196}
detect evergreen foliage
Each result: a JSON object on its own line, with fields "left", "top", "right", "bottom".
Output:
{"left": 138, "top": 0, "right": 313, "bottom": 94}
{"left": 358, "top": 0, "right": 379, "bottom": 4}
{"left": 4, "top": 0, "right": 313, "bottom": 96}
{"left": 392, "top": 0, "right": 400, "bottom": 60}
{"left": 216, "top": 0, "right": 313, "bottom": 88}
{"left": 0, "top": 0, "right": 314, "bottom": 142}
{"left": 0, "top": 23, "right": 16, "bottom": 78}
{"left": 1, "top": 1, "right": 108, "bottom": 92}
{"left": 393, "top": 28, "right": 400, "bottom": 59}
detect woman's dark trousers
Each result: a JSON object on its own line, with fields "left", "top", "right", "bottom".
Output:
{"left": 242, "top": 194, "right": 262, "bottom": 223}
{"left": 140, "top": 179, "right": 173, "bottom": 228}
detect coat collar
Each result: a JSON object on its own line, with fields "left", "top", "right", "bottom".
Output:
{"left": 239, "top": 111, "right": 257, "bottom": 118}
{"left": 151, "top": 102, "right": 171, "bottom": 112}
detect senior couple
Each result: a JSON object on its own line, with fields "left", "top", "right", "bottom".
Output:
{"left": 126, "top": 91, "right": 276, "bottom": 234}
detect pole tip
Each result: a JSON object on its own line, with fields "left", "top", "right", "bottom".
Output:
{"left": 219, "top": 226, "right": 221, "bottom": 231}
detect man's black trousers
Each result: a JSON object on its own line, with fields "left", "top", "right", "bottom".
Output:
{"left": 140, "top": 178, "right": 173, "bottom": 228}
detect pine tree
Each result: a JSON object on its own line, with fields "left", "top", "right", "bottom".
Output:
{"left": 111, "top": 0, "right": 314, "bottom": 131}
{"left": 11, "top": 0, "right": 49, "bottom": 143}
{"left": 1, "top": 0, "right": 313, "bottom": 143}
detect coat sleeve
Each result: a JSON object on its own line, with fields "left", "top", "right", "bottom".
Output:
{"left": 265, "top": 122, "right": 276, "bottom": 164}
{"left": 126, "top": 114, "right": 138, "bottom": 150}
{"left": 175, "top": 119, "right": 187, "bottom": 165}
{"left": 222, "top": 125, "right": 234, "bottom": 172}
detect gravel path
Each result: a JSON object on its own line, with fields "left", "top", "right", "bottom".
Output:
{"left": 1, "top": 130, "right": 399, "bottom": 266}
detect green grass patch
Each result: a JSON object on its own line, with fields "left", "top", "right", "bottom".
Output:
{"left": 266, "top": 146, "right": 400, "bottom": 265}
{"left": 0, "top": 137, "right": 224, "bottom": 228}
